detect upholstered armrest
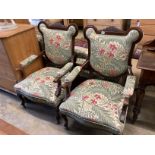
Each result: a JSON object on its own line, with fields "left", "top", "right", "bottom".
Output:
{"left": 123, "top": 75, "right": 136, "bottom": 98}
{"left": 74, "top": 46, "right": 88, "bottom": 59}
{"left": 20, "top": 55, "right": 38, "bottom": 68}
{"left": 19, "top": 52, "right": 45, "bottom": 69}
{"left": 54, "top": 62, "right": 73, "bottom": 82}
{"left": 64, "top": 66, "right": 82, "bottom": 83}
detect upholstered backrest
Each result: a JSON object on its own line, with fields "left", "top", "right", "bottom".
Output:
{"left": 85, "top": 26, "right": 142, "bottom": 77}
{"left": 38, "top": 22, "right": 77, "bottom": 65}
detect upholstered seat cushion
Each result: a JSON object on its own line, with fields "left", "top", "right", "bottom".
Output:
{"left": 14, "top": 67, "right": 67, "bottom": 106}
{"left": 60, "top": 79, "right": 126, "bottom": 134}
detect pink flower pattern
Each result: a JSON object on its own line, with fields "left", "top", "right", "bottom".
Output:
{"left": 49, "top": 38, "right": 54, "bottom": 44}
{"left": 82, "top": 95, "right": 89, "bottom": 101}
{"left": 105, "top": 103, "right": 118, "bottom": 115}
{"left": 99, "top": 48, "right": 105, "bottom": 55}
{"left": 55, "top": 42, "right": 60, "bottom": 48}
{"left": 107, "top": 51, "right": 114, "bottom": 58}
{"left": 109, "top": 43, "right": 117, "bottom": 51}
{"left": 49, "top": 34, "right": 63, "bottom": 48}
{"left": 91, "top": 99, "right": 97, "bottom": 105}
{"left": 56, "top": 35, "right": 61, "bottom": 41}
{"left": 95, "top": 94, "right": 101, "bottom": 100}
{"left": 40, "top": 80, "right": 45, "bottom": 83}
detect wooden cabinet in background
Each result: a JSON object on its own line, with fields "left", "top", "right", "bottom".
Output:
{"left": 64, "top": 19, "right": 128, "bottom": 30}
{"left": 0, "top": 24, "right": 43, "bottom": 94}
{"left": 131, "top": 19, "right": 155, "bottom": 47}
{"left": 83, "top": 19, "right": 128, "bottom": 30}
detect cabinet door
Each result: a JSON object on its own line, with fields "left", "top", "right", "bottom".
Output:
{"left": 0, "top": 40, "right": 16, "bottom": 92}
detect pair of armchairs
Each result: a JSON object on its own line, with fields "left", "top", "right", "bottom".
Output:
{"left": 14, "top": 21, "right": 143, "bottom": 134}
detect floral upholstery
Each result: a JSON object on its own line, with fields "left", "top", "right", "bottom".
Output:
{"left": 123, "top": 75, "right": 136, "bottom": 98}
{"left": 86, "top": 28, "right": 140, "bottom": 77}
{"left": 39, "top": 23, "right": 76, "bottom": 65}
{"left": 64, "top": 66, "right": 82, "bottom": 83}
{"left": 60, "top": 79, "right": 126, "bottom": 134}
{"left": 14, "top": 67, "right": 68, "bottom": 106}
{"left": 55, "top": 62, "right": 73, "bottom": 79}
{"left": 20, "top": 55, "right": 38, "bottom": 68}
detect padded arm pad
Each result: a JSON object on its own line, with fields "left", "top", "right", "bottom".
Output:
{"left": 123, "top": 75, "right": 136, "bottom": 98}
{"left": 20, "top": 54, "right": 38, "bottom": 68}
{"left": 64, "top": 66, "right": 82, "bottom": 83}
{"left": 55, "top": 62, "right": 73, "bottom": 79}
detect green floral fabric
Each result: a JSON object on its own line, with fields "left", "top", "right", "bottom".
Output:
{"left": 39, "top": 23, "right": 76, "bottom": 65}
{"left": 20, "top": 55, "right": 38, "bottom": 68}
{"left": 86, "top": 28, "right": 140, "bottom": 77}
{"left": 14, "top": 67, "right": 68, "bottom": 106}
{"left": 123, "top": 75, "right": 136, "bottom": 98}
{"left": 74, "top": 46, "right": 88, "bottom": 59}
{"left": 60, "top": 79, "right": 126, "bottom": 134}
{"left": 55, "top": 62, "right": 73, "bottom": 79}
{"left": 64, "top": 66, "right": 82, "bottom": 83}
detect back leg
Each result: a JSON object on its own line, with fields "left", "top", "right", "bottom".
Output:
{"left": 56, "top": 107, "right": 60, "bottom": 124}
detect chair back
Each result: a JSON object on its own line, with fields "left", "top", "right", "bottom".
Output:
{"left": 84, "top": 26, "right": 143, "bottom": 77}
{"left": 38, "top": 21, "right": 78, "bottom": 66}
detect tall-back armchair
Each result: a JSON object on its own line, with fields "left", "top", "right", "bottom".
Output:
{"left": 14, "top": 21, "right": 78, "bottom": 123}
{"left": 59, "top": 25, "right": 143, "bottom": 134}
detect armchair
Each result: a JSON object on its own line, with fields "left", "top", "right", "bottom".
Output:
{"left": 59, "top": 26, "right": 143, "bottom": 134}
{"left": 14, "top": 21, "right": 78, "bottom": 124}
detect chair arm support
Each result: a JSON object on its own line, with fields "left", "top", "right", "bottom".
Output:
{"left": 53, "top": 62, "right": 73, "bottom": 82}
{"left": 64, "top": 66, "right": 82, "bottom": 84}
{"left": 20, "top": 54, "right": 38, "bottom": 68}
{"left": 123, "top": 75, "right": 136, "bottom": 98}
{"left": 18, "top": 51, "right": 45, "bottom": 70}
{"left": 120, "top": 76, "right": 136, "bottom": 123}
{"left": 62, "top": 60, "right": 88, "bottom": 90}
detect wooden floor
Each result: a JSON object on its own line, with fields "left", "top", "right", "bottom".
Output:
{"left": 0, "top": 119, "right": 27, "bottom": 135}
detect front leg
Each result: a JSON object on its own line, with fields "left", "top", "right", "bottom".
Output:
{"left": 17, "top": 94, "right": 26, "bottom": 109}
{"left": 56, "top": 107, "right": 60, "bottom": 124}
{"left": 55, "top": 80, "right": 61, "bottom": 97}
{"left": 132, "top": 86, "right": 145, "bottom": 123}
{"left": 61, "top": 114, "right": 69, "bottom": 130}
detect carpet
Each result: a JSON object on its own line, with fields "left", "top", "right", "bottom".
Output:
{"left": 0, "top": 118, "right": 27, "bottom": 135}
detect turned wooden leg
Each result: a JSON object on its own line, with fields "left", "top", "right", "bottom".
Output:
{"left": 132, "top": 87, "right": 145, "bottom": 123}
{"left": 21, "top": 96, "right": 26, "bottom": 109}
{"left": 61, "top": 114, "right": 69, "bottom": 130}
{"left": 17, "top": 94, "right": 26, "bottom": 109}
{"left": 56, "top": 107, "right": 60, "bottom": 124}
